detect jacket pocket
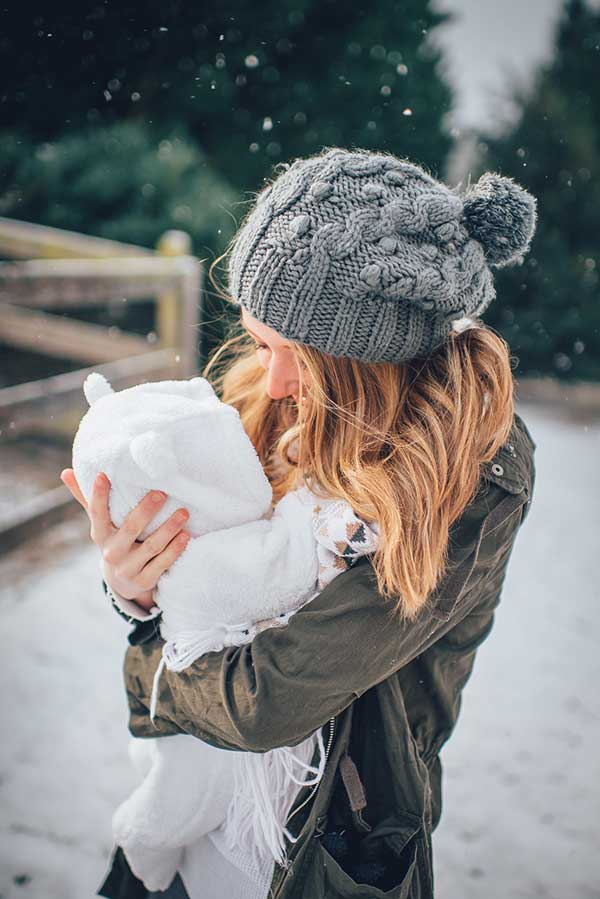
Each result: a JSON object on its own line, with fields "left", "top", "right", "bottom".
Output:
{"left": 313, "top": 813, "right": 421, "bottom": 899}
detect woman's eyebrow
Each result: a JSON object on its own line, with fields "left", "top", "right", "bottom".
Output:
{"left": 243, "top": 325, "right": 263, "bottom": 340}
{"left": 242, "top": 322, "right": 292, "bottom": 349}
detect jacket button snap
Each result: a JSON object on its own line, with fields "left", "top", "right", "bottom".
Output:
{"left": 491, "top": 463, "right": 504, "bottom": 476}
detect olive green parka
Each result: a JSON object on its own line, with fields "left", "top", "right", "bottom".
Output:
{"left": 100, "top": 411, "right": 536, "bottom": 899}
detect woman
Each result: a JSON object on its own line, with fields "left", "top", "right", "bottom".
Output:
{"left": 62, "top": 147, "right": 537, "bottom": 898}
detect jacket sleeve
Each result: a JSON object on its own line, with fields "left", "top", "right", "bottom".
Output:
{"left": 124, "top": 482, "right": 527, "bottom": 754}
{"left": 124, "top": 557, "right": 405, "bottom": 750}
{"left": 124, "top": 414, "right": 535, "bottom": 753}
{"left": 102, "top": 579, "right": 163, "bottom": 645}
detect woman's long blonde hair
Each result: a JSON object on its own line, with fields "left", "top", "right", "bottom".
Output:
{"left": 204, "top": 261, "right": 516, "bottom": 620}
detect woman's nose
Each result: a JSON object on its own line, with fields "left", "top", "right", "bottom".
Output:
{"left": 265, "top": 354, "right": 299, "bottom": 400}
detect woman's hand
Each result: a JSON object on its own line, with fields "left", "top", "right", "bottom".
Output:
{"left": 60, "top": 469, "right": 190, "bottom": 611}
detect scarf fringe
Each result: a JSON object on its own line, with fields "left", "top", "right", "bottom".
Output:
{"left": 222, "top": 727, "right": 326, "bottom": 870}
{"left": 148, "top": 626, "right": 327, "bottom": 871}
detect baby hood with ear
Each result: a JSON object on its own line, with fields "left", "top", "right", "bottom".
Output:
{"left": 72, "top": 373, "right": 273, "bottom": 540}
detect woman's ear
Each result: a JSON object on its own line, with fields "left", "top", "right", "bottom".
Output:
{"left": 129, "top": 430, "right": 178, "bottom": 479}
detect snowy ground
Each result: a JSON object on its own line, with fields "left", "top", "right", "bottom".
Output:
{"left": 434, "top": 401, "right": 600, "bottom": 899}
{"left": 0, "top": 400, "right": 598, "bottom": 899}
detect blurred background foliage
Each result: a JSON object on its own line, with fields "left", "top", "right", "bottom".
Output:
{"left": 0, "top": 0, "right": 598, "bottom": 378}
{"left": 475, "top": 0, "right": 600, "bottom": 380}
{"left": 0, "top": 125, "right": 237, "bottom": 254}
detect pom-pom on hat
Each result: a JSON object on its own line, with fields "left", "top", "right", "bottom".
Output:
{"left": 227, "top": 147, "right": 538, "bottom": 363}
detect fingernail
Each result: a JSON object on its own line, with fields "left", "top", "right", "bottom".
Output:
{"left": 96, "top": 473, "right": 107, "bottom": 486}
{"left": 151, "top": 491, "right": 167, "bottom": 503}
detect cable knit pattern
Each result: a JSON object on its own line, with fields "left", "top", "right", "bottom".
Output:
{"left": 228, "top": 148, "right": 538, "bottom": 363}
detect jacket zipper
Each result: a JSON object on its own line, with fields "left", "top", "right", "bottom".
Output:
{"left": 271, "top": 716, "right": 336, "bottom": 899}
{"left": 285, "top": 716, "right": 336, "bottom": 829}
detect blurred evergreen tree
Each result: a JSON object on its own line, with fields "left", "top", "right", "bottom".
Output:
{"left": 0, "top": 123, "right": 236, "bottom": 256}
{"left": 472, "top": 0, "right": 600, "bottom": 381}
{"left": 1, "top": 0, "right": 457, "bottom": 367}
{"left": 1, "top": 0, "right": 454, "bottom": 193}
{"left": 0, "top": 122, "right": 238, "bottom": 362}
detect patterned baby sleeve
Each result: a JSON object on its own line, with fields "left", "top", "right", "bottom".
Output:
{"left": 311, "top": 496, "right": 380, "bottom": 590}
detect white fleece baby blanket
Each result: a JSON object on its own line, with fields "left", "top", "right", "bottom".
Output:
{"left": 72, "top": 373, "right": 379, "bottom": 891}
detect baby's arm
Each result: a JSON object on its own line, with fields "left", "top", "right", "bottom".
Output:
{"left": 154, "top": 487, "right": 319, "bottom": 640}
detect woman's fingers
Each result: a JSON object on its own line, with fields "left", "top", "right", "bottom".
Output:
{"left": 101, "top": 489, "right": 169, "bottom": 565}
{"left": 135, "top": 530, "right": 191, "bottom": 592}
{"left": 60, "top": 468, "right": 88, "bottom": 512}
{"left": 117, "top": 507, "right": 190, "bottom": 579}
{"left": 60, "top": 469, "right": 115, "bottom": 549}
{"left": 89, "top": 473, "right": 117, "bottom": 546}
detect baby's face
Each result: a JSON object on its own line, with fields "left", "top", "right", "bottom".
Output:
{"left": 240, "top": 309, "right": 311, "bottom": 404}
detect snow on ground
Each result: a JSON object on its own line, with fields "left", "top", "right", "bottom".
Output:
{"left": 0, "top": 400, "right": 598, "bottom": 899}
{"left": 434, "top": 402, "right": 600, "bottom": 899}
{"left": 0, "top": 521, "right": 137, "bottom": 899}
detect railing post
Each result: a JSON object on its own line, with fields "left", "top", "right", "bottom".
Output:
{"left": 0, "top": 217, "right": 205, "bottom": 552}
{"left": 178, "top": 256, "right": 203, "bottom": 376}
{"left": 156, "top": 230, "right": 192, "bottom": 370}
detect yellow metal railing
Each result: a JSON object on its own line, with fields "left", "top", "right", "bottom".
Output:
{"left": 0, "top": 216, "right": 204, "bottom": 549}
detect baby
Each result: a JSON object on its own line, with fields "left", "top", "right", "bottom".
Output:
{"left": 72, "top": 373, "right": 379, "bottom": 891}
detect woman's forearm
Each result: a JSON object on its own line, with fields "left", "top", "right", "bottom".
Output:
{"left": 122, "top": 556, "right": 473, "bottom": 752}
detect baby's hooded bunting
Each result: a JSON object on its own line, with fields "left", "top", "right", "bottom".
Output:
{"left": 72, "top": 372, "right": 380, "bottom": 889}
{"left": 72, "top": 372, "right": 328, "bottom": 886}
{"left": 72, "top": 371, "right": 320, "bottom": 643}
{"left": 72, "top": 372, "right": 273, "bottom": 540}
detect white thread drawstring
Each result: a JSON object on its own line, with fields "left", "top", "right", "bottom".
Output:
{"left": 148, "top": 615, "right": 299, "bottom": 721}
{"left": 280, "top": 727, "right": 326, "bottom": 845}
{"left": 149, "top": 656, "right": 166, "bottom": 721}
{"left": 149, "top": 622, "right": 258, "bottom": 721}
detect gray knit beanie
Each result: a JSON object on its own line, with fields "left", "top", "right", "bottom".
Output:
{"left": 228, "top": 147, "right": 538, "bottom": 363}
